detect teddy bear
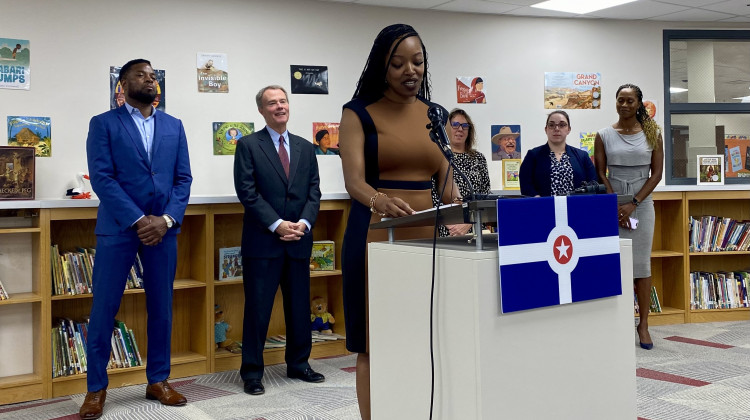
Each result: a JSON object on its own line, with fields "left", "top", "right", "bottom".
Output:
{"left": 214, "top": 304, "right": 241, "bottom": 353}
{"left": 310, "top": 296, "right": 335, "bottom": 334}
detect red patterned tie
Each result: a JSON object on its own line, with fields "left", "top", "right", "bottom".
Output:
{"left": 278, "top": 135, "right": 290, "bottom": 178}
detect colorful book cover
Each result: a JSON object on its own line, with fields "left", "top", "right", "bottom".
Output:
{"left": 490, "top": 125, "right": 522, "bottom": 161}
{"left": 213, "top": 122, "right": 253, "bottom": 156}
{"left": 502, "top": 159, "right": 521, "bottom": 190}
{"left": 579, "top": 131, "right": 596, "bottom": 163}
{"left": 110, "top": 66, "right": 166, "bottom": 111}
{"left": 723, "top": 135, "right": 750, "bottom": 178}
{"left": 456, "top": 76, "right": 486, "bottom": 104}
{"left": 310, "top": 240, "right": 335, "bottom": 271}
{"left": 544, "top": 72, "right": 601, "bottom": 109}
{"left": 290, "top": 65, "right": 328, "bottom": 94}
{"left": 0, "top": 276, "right": 8, "bottom": 300}
{"left": 0, "top": 145, "right": 35, "bottom": 199}
{"left": 643, "top": 99, "right": 657, "bottom": 119}
{"left": 197, "top": 52, "right": 228, "bottom": 93}
{"left": 218, "top": 246, "right": 242, "bottom": 280}
{"left": 312, "top": 122, "right": 340, "bottom": 155}
{"left": 697, "top": 155, "right": 724, "bottom": 185}
{"left": 0, "top": 38, "right": 30, "bottom": 90}
{"left": 7, "top": 116, "right": 51, "bottom": 157}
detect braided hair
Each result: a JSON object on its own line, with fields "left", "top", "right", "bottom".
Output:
{"left": 616, "top": 83, "right": 661, "bottom": 150}
{"left": 352, "top": 24, "right": 431, "bottom": 103}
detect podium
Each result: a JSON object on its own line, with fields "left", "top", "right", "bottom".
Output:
{"left": 367, "top": 199, "right": 637, "bottom": 419}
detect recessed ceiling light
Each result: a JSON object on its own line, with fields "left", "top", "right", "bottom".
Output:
{"left": 670, "top": 87, "right": 688, "bottom": 93}
{"left": 531, "top": 0, "right": 638, "bottom": 14}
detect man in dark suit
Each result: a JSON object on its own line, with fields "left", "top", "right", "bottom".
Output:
{"left": 234, "top": 85, "right": 323, "bottom": 395}
{"left": 81, "top": 59, "right": 192, "bottom": 419}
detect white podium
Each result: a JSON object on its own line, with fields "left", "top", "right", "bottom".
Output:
{"left": 368, "top": 236, "right": 636, "bottom": 420}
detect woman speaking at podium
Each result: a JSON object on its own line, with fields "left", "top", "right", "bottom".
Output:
{"left": 519, "top": 110, "right": 596, "bottom": 196}
{"left": 595, "top": 83, "right": 663, "bottom": 350}
{"left": 338, "top": 24, "right": 459, "bottom": 420}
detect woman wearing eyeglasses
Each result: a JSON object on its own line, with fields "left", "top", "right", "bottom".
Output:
{"left": 431, "top": 108, "right": 491, "bottom": 236}
{"left": 519, "top": 110, "right": 596, "bottom": 197}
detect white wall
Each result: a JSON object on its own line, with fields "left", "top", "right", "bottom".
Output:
{"left": 3, "top": 0, "right": 744, "bottom": 199}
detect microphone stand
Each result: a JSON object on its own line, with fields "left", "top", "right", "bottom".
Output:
{"left": 426, "top": 121, "right": 485, "bottom": 249}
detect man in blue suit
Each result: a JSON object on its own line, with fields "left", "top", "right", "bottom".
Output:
{"left": 233, "top": 85, "right": 322, "bottom": 395}
{"left": 80, "top": 59, "right": 192, "bottom": 419}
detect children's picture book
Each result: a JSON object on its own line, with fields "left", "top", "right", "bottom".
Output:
{"left": 312, "top": 122, "right": 340, "bottom": 156}
{"left": 213, "top": 122, "right": 253, "bottom": 156}
{"left": 310, "top": 240, "right": 335, "bottom": 271}
{"left": 697, "top": 155, "right": 724, "bottom": 185}
{"left": 579, "top": 131, "right": 596, "bottom": 163}
{"left": 290, "top": 65, "right": 328, "bottom": 94}
{"left": 0, "top": 38, "right": 30, "bottom": 90}
{"left": 218, "top": 246, "right": 242, "bottom": 281}
{"left": 7, "top": 116, "right": 51, "bottom": 157}
{"left": 544, "top": 72, "right": 601, "bottom": 109}
{"left": 110, "top": 66, "right": 166, "bottom": 111}
{"left": 724, "top": 135, "right": 750, "bottom": 178}
{"left": 0, "top": 146, "right": 35, "bottom": 200}
{"left": 502, "top": 159, "right": 521, "bottom": 190}
{"left": 456, "top": 76, "right": 486, "bottom": 104}
{"left": 197, "top": 52, "right": 228, "bottom": 93}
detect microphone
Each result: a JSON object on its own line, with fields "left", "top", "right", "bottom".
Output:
{"left": 569, "top": 181, "right": 607, "bottom": 195}
{"left": 426, "top": 105, "right": 477, "bottom": 202}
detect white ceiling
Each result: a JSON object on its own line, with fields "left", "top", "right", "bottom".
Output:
{"left": 319, "top": 0, "right": 750, "bottom": 22}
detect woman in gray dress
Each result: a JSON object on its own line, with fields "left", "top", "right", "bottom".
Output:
{"left": 594, "top": 83, "right": 663, "bottom": 350}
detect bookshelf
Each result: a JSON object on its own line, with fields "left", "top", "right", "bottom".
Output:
{"left": 0, "top": 197, "right": 349, "bottom": 404}
{"left": 684, "top": 190, "right": 750, "bottom": 324}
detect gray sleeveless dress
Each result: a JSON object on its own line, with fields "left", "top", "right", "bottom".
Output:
{"left": 598, "top": 126, "right": 654, "bottom": 278}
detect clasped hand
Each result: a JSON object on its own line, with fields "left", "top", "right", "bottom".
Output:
{"left": 275, "top": 220, "right": 306, "bottom": 241}
{"left": 617, "top": 203, "right": 636, "bottom": 230}
{"left": 136, "top": 215, "right": 168, "bottom": 246}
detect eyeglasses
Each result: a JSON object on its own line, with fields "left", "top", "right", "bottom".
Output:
{"left": 546, "top": 122, "right": 569, "bottom": 130}
{"left": 451, "top": 122, "right": 470, "bottom": 130}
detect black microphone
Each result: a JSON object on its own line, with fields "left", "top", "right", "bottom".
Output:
{"left": 426, "top": 105, "right": 452, "bottom": 156}
{"left": 569, "top": 181, "right": 607, "bottom": 195}
{"left": 426, "top": 105, "right": 477, "bottom": 202}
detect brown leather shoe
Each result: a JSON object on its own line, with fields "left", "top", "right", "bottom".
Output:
{"left": 79, "top": 389, "right": 106, "bottom": 419}
{"left": 145, "top": 380, "right": 187, "bottom": 406}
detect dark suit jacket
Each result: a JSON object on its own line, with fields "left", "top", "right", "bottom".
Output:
{"left": 233, "top": 127, "right": 321, "bottom": 259}
{"left": 86, "top": 105, "right": 192, "bottom": 234}
{"left": 519, "top": 143, "right": 596, "bottom": 197}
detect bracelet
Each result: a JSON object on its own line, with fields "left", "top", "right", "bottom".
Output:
{"left": 632, "top": 197, "right": 640, "bottom": 207}
{"left": 452, "top": 197, "right": 463, "bottom": 204}
{"left": 369, "top": 192, "right": 387, "bottom": 216}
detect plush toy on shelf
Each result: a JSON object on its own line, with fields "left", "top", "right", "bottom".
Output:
{"left": 214, "top": 304, "right": 241, "bottom": 353}
{"left": 310, "top": 296, "right": 335, "bottom": 334}
{"left": 66, "top": 172, "right": 91, "bottom": 199}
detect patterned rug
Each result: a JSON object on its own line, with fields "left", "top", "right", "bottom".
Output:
{"left": 2, "top": 321, "right": 749, "bottom": 419}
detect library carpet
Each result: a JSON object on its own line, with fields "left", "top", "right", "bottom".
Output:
{"left": 1, "top": 321, "right": 749, "bottom": 419}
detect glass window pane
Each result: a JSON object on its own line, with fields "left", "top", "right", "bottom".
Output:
{"left": 670, "top": 114, "right": 750, "bottom": 179}
{"left": 669, "top": 40, "right": 750, "bottom": 104}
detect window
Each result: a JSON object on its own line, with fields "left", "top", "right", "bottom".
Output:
{"left": 663, "top": 30, "right": 750, "bottom": 184}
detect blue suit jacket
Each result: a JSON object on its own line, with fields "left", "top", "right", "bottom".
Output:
{"left": 519, "top": 143, "right": 596, "bottom": 197}
{"left": 86, "top": 105, "right": 192, "bottom": 235}
{"left": 233, "top": 127, "right": 321, "bottom": 259}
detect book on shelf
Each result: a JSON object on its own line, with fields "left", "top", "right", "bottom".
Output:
{"left": 52, "top": 318, "right": 142, "bottom": 378}
{"left": 689, "top": 216, "right": 750, "bottom": 252}
{"left": 218, "top": 246, "right": 242, "bottom": 281}
{"left": 50, "top": 245, "right": 143, "bottom": 295}
{"left": 0, "top": 276, "right": 9, "bottom": 300}
{"left": 310, "top": 240, "right": 335, "bottom": 271}
{"left": 311, "top": 331, "right": 345, "bottom": 341}
{"left": 264, "top": 335, "right": 286, "bottom": 349}
{"left": 690, "top": 270, "right": 750, "bottom": 310}
{"left": 633, "top": 287, "right": 661, "bottom": 314}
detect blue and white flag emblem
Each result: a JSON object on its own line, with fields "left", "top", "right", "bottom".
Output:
{"left": 497, "top": 195, "right": 622, "bottom": 313}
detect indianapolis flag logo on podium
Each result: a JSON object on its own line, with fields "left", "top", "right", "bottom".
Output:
{"left": 496, "top": 195, "right": 622, "bottom": 313}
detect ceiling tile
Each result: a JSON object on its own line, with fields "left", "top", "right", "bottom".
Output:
{"left": 501, "top": 5, "right": 579, "bottom": 17}
{"left": 654, "top": 0, "right": 729, "bottom": 6}
{"left": 355, "top": 0, "right": 448, "bottom": 8}
{"left": 698, "top": 1, "right": 750, "bottom": 15}
{"left": 718, "top": 16, "right": 750, "bottom": 22}
{"left": 647, "top": 7, "right": 735, "bottom": 20}
{"left": 434, "top": 0, "right": 522, "bottom": 13}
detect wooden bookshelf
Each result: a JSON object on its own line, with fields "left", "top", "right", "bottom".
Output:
{"left": 0, "top": 198, "right": 350, "bottom": 404}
